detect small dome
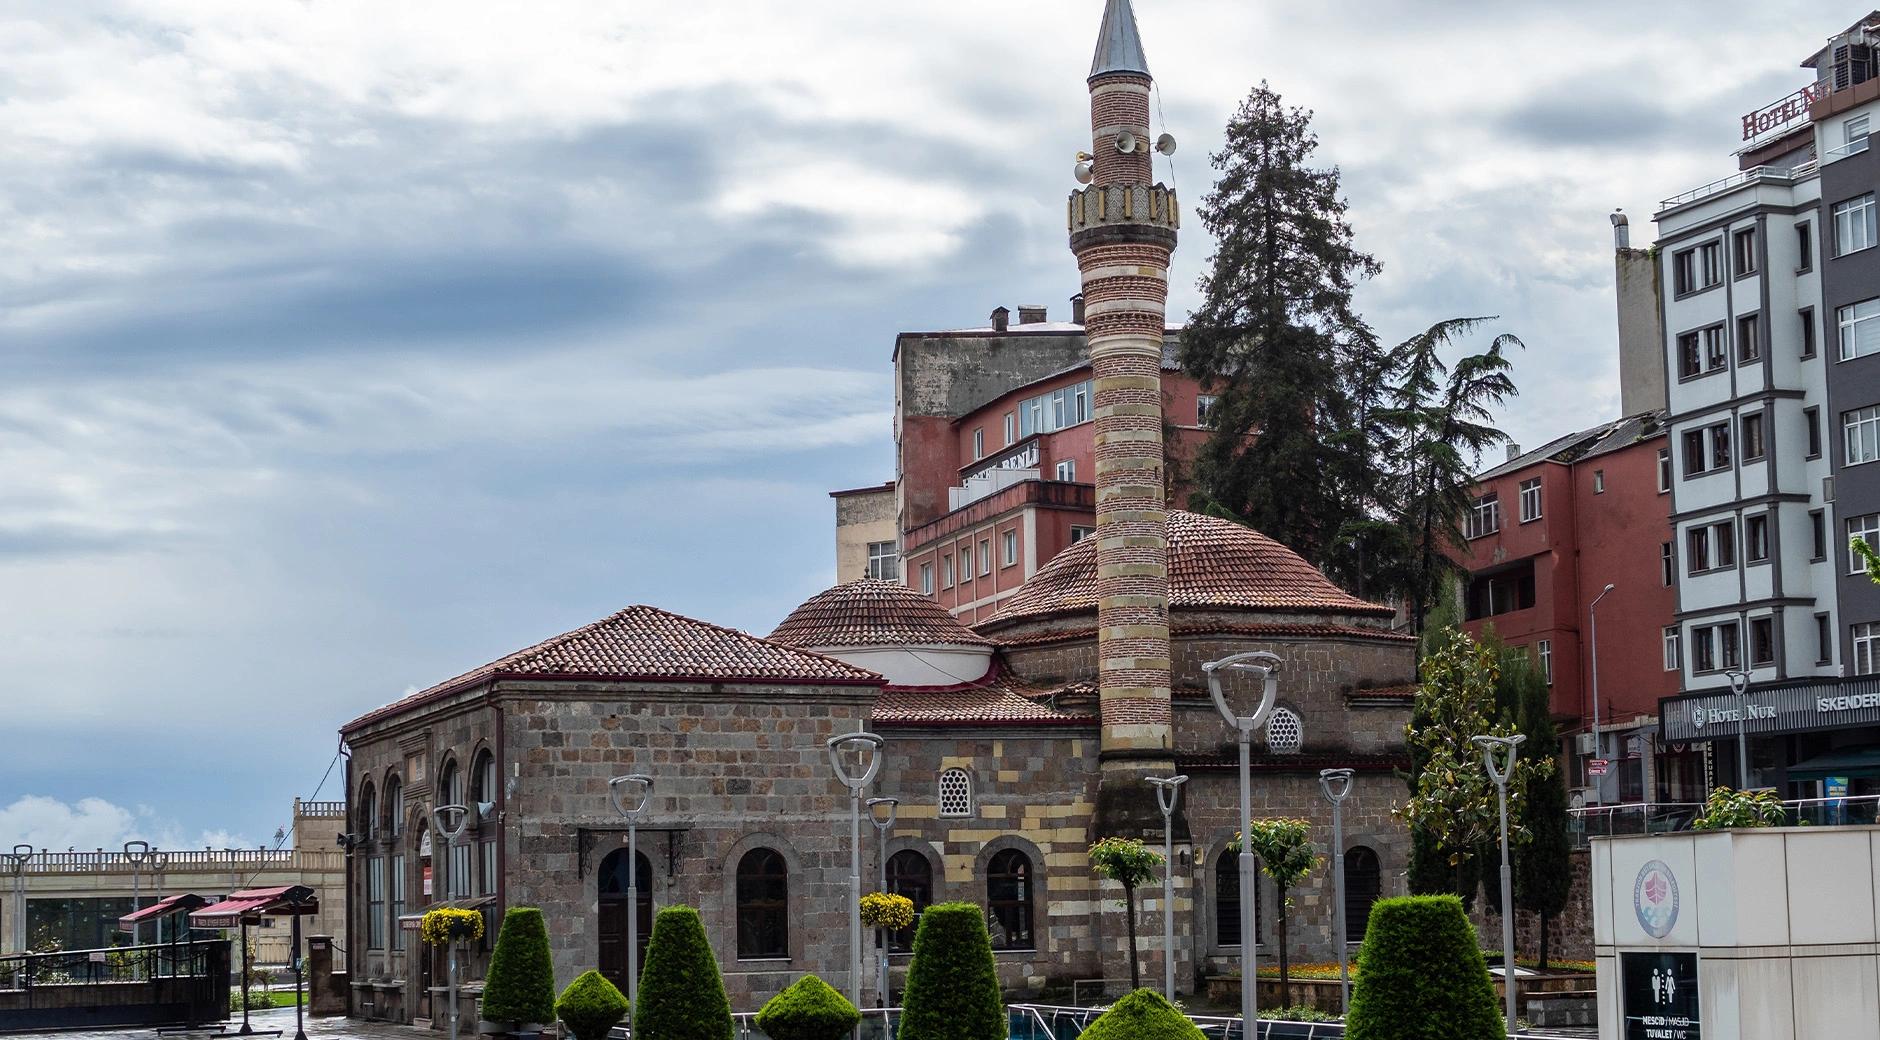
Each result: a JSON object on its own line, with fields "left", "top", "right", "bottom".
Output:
{"left": 771, "top": 579, "right": 994, "bottom": 650}
{"left": 981, "top": 511, "right": 1390, "bottom": 629}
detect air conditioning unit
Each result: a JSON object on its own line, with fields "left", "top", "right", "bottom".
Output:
{"left": 1576, "top": 733, "right": 1597, "bottom": 756}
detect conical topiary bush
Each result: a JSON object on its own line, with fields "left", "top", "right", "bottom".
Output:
{"left": 753, "top": 974, "right": 860, "bottom": 1040}
{"left": 897, "top": 902, "right": 1004, "bottom": 1040}
{"left": 1347, "top": 895, "right": 1504, "bottom": 1040}
{"left": 634, "top": 905, "right": 733, "bottom": 1040}
{"left": 1077, "top": 989, "right": 1205, "bottom": 1040}
{"left": 555, "top": 970, "right": 630, "bottom": 1040}
{"left": 480, "top": 907, "right": 556, "bottom": 1026}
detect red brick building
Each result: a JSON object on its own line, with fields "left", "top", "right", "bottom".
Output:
{"left": 1452, "top": 411, "right": 1695, "bottom": 805}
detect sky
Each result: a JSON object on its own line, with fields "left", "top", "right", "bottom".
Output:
{"left": 0, "top": 0, "right": 1834, "bottom": 849}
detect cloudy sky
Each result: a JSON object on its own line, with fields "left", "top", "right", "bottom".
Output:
{"left": 0, "top": 0, "right": 1831, "bottom": 848}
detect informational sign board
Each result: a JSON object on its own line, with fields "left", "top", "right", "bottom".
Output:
{"left": 422, "top": 863, "right": 434, "bottom": 897}
{"left": 1590, "top": 758, "right": 1612, "bottom": 776}
{"left": 1623, "top": 950, "right": 1701, "bottom": 1040}
{"left": 1827, "top": 776, "right": 1850, "bottom": 799}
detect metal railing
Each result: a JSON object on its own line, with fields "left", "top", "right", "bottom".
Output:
{"left": 1826, "top": 137, "right": 1873, "bottom": 161}
{"left": 0, "top": 939, "right": 223, "bottom": 992}
{"left": 1658, "top": 162, "right": 1818, "bottom": 211}
{"left": 1570, "top": 795, "right": 1880, "bottom": 846}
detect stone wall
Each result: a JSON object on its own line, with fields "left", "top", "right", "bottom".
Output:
{"left": 1471, "top": 848, "right": 1594, "bottom": 963}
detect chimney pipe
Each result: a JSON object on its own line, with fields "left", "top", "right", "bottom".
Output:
{"left": 990, "top": 306, "right": 1010, "bottom": 333}
{"left": 1506, "top": 443, "right": 1521, "bottom": 462}
{"left": 1018, "top": 304, "right": 1048, "bottom": 325}
{"left": 1070, "top": 293, "right": 1086, "bottom": 325}
{"left": 1610, "top": 209, "right": 1630, "bottom": 250}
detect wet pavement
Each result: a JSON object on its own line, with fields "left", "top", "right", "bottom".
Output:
{"left": 3, "top": 1008, "right": 420, "bottom": 1040}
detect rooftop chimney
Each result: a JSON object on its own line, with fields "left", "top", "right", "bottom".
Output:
{"left": 1506, "top": 443, "right": 1522, "bottom": 462}
{"left": 1612, "top": 210, "right": 1668, "bottom": 414}
{"left": 990, "top": 306, "right": 1010, "bottom": 333}
{"left": 1017, "top": 304, "right": 1048, "bottom": 325}
{"left": 1070, "top": 293, "right": 1086, "bottom": 325}
{"left": 1610, "top": 209, "right": 1630, "bottom": 249}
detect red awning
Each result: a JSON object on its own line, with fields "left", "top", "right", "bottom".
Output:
{"left": 189, "top": 885, "right": 317, "bottom": 929}
{"left": 118, "top": 893, "right": 207, "bottom": 928}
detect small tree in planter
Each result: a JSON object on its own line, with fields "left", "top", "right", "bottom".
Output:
{"left": 898, "top": 902, "right": 1004, "bottom": 1040}
{"left": 481, "top": 907, "right": 556, "bottom": 1031}
{"left": 555, "top": 971, "right": 629, "bottom": 1040}
{"left": 1087, "top": 837, "right": 1163, "bottom": 991}
{"left": 1078, "top": 989, "right": 1205, "bottom": 1040}
{"left": 1346, "top": 895, "right": 1503, "bottom": 1040}
{"left": 1692, "top": 786, "right": 1788, "bottom": 829}
{"left": 1230, "top": 819, "right": 1317, "bottom": 1008}
{"left": 753, "top": 975, "right": 860, "bottom": 1040}
{"left": 634, "top": 905, "right": 732, "bottom": 1040}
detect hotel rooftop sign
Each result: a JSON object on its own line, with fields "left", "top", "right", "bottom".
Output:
{"left": 1662, "top": 676, "right": 1880, "bottom": 742}
{"left": 1742, "top": 81, "right": 1830, "bottom": 143}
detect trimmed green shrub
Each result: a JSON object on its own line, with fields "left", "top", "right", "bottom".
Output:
{"left": 634, "top": 905, "right": 733, "bottom": 1040}
{"left": 1078, "top": 989, "right": 1204, "bottom": 1040}
{"left": 1347, "top": 895, "right": 1504, "bottom": 1040}
{"left": 555, "top": 970, "right": 630, "bottom": 1040}
{"left": 898, "top": 902, "right": 1004, "bottom": 1040}
{"left": 753, "top": 974, "right": 860, "bottom": 1040}
{"left": 481, "top": 907, "right": 556, "bottom": 1026}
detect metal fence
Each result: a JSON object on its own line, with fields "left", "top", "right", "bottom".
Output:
{"left": 1569, "top": 795, "right": 1880, "bottom": 846}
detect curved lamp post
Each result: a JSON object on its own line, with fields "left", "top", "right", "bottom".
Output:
{"left": 123, "top": 841, "right": 151, "bottom": 947}
{"left": 827, "top": 730, "right": 885, "bottom": 1030}
{"left": 6, "top": 846, "right": 31, "bottom": 955}
{"left": 608, "top": 774, "right": 654, "bottom": 1015}
{"left": 432, "top": 805, "right": 471, "bottom": 1040}
{"left": 1317, "top": 768, "right": 1355, "bottom": 1013}
{"left": 866, "top": 796, "right": 899, "bottom": 1007}
{"left": 1144, "top": 775, "right": 1187, "bottom": 1002}
{"left": 1204, "top": 650, "right": 1281, "bottom": 1033}
{"left": 1473, "top": 733, "right": 1526, "bottom": 1035}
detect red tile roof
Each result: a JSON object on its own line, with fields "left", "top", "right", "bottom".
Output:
{"left": 991, "top": 621, "right": 1414, "bottom": 649}
{"left": 871, "top": 674, "right": 1096, "bottom": 728}
{"left": 770, "top": 580, "right": 993, "bottom": 649}
{"left": 981, "top": 511, "right": 1393, "bottom": 630}
{"left": 344, "top": 605, "right": 882, "bottom": 731}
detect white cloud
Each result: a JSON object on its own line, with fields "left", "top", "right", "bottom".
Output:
{"left": 0, "top": 795, "right": 249, "bottom": 853}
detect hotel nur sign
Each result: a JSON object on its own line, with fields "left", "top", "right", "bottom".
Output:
{"left": 1662, "top": 681, "right": 1880, "bottom": 742}
{"left": 1741, "top": 82, "right": 1828, "bottom": 142}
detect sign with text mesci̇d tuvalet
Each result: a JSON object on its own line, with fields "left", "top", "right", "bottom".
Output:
{"left": 1623, "top": 860, "right": 1700, "bottom": 1040}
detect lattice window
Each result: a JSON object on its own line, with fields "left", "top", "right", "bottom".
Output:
{"left": 1265, "top": 708, "right": 1304, "bottom": 755}
{"left": 938, "top": 768, "right": 973, "bottom": 817}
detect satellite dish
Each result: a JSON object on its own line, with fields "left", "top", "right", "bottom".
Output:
{"left": 1155, "top": 133, "right": 1178, "bottom": 156}
{"left": 1115, "top": 130, "right": 1138, "bottom": 154}
{"left": 1074, "top": 162, "right": 1094, "bottom": 185}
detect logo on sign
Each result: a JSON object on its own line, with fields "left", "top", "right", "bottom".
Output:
{"left": 1634, "top": 859, "right": 1680, "bottom": 939}
{"left": 1690, "top": 704, "right": 1706, "bottom": 730}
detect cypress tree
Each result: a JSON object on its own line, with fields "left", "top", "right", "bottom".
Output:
{"left": 634, "top": 905, "right": 733, "bottom": 1040}
{"left": 1510, "top": 654, "right": 1572, "bottom": 968}
{"left": 898, "top": 903, "right": 1003, "bottom": 1040}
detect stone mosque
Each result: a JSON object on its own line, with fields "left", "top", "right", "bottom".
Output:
{"left": 339, "top": 0, "right": 1416, "bottom": 1022}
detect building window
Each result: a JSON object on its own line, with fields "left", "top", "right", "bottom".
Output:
{"left": 1736, "top": 313, "right": 1761, "bottom": 363}
{"left": 973, "top": 428, "right": 984, "bottom": 460}
{"left": 1674, "top": 248, "right": 1696, "bottom": 295}
{"left": 1812, "top": 510, "right": 1827, "bottom": 561}
{"left": 1593, "top": 470, "right": 1606, "bottom": 494}
{"left": 1001, "top": 530, "right": 1018, "bottom": 567}
{"left": 1003, "top": 413, "right": 1015, "bottom": 446}
{"left": 1518, "top": 478, "right": 1542, "bottom": 522}
{"left": 986, "top": 849, "right": 1035, "bottom": 951}
{"left": 867, "top": 541, "right": 900, "bottom": 581}
{"left": 1686, "top": 520, "right": 1735, "bottom": 574}
{"left": 1265, "top": 708, "right": 1303, "bottom": 754}
{"left": 1741, "top": 412, "right": 1765, "bottom": 461}
{"left": 1675, "top": 243, "right": 1722, "bottom": 294}
{"left": 1840, "top": 299, "right": 1880, "bottom": 361}
{"left": 1690, "top": 622, "right": 1741, "bottom": 673}
{"left": 1663, "top": 626, "right": 1681, "bottom": 671}
{"left": 1856, "top": 623, "right": 1880, "bottom": 676}
{"left": 1733, "top": 228, "right": 1758, "bottom": 276}
{"left": 1700, "top": 241, "right": 1723, "bottom": 286}
{"left": 1819, "top": 614, "right": 1834, "bottom": 665}
{"left": 1805, "top": 407, "right": 1823, "bottom": 458}
{"left": 366, "top": 857, "right": 386, "bottom": 949}
{"left": 1344, "top": 848, "right": 1381, "bottom": 944}
{"left": 1197, "top": 394, "right": 1219, "bottom": 427}
{"left": 1465, "top": 494, "right": 1500, "bottom": 539}
{"left": 473, "top": 751, "right": 498, "bottom": 896}
{"left": 938, "top": 768, "right": 973, "bottom": 817}
{"left": 1850, "top": 114, "right": 1873, "bottom": 151}
{"left": 358, "top": 781, "right": 377, "bottom": 841}
{"left": 1683, "top": 423, "right": 1732, "bottom": 475}
{"left": 1704, "top": 326, "right": 1726, "bottom": 370}
{"left": 919, "top": 563, "right": 933, "bottom": 595}
{"left": 1661, "top": 542, "right": 1675, "bottom": 587}
{"left": 1746, "top": 514, "right": 1770, "bottom": 564}
{"left": 1070, "top": 525, "right": 1096, "bottom": 544}
{"left": 1214, "top": 848, "right": 1265, "bottom": 948}
{"left": 1054, "top": 459, "right": 1076, "bottom": 481}
{"left": 1798, "top": 222, "right": 1815, "bottom": 273}
{"left": 1834, "top": 194, "right": 1877, "bottom": 256}
{"left": 1846, "top": 405, "right": 1880, "bottom": 465}
{"left": 1677, "top": 327, "right": 1729, "bottom": 377}
{"left": 978, "top": 538, "right": 991, "bottom": 576}
{"left": 941, "top": 553, "right": 954, "bottom": 589}
{"left": 1537, "top": 640, "right": 1553, "bottom": 684}
{"left": 389, "top": 853, "right": 406, "bottom": 951}
{"left": 1802, "top": 308, "right": 1819, "bottom": 359}
{"left": 735, "top": 849, "right": 790, "bottom": 960}
{"left": 1658, "top": 447, "right": 1672, "bottom": 492}
{"left": 1750, "top": 617, "right": 1775, "bottom": 666}
{"left": 1018, "top": 380, "right": 1094, "bottom": 438}
{"left": 385, "top": 776, "right": 403, "bottom": 838}
{"left": 886, "top": 851, "right": 933, "bottom": 954}
{"left": 1849, "top": 514, "right": 1880, "bottom": 574}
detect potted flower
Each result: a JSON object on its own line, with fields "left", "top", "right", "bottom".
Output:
{"left": 421, "top": 908, "right": 487, "bottom": 946}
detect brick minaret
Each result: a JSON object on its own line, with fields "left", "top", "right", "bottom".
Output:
{"left": 1070, "top": 0, "right": 1182, "bottom": 841}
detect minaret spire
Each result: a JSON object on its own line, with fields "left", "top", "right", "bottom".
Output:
{"left": 1089, "top": 0, "right": 1151, "bottom": 80}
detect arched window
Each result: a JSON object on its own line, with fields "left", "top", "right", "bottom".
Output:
{"left": 437, "top": 758, "right": 463, "bottom": 807}
{"left": 358, "top": 781, "right": 377, "bottom": 840}
{"left": 384, "top": 775, "right": 404, "bottom": 838}
{"left": 598, "top": 849, "right": 654, "bottom": 992}
{"left": 886, "top": 850, "right": 934, "bottom": 954}
{"left": 1265, "top": 708, "right": 1304, "bottom": 754}
{"left": 471, "top": 750, "right": 498, "bottom": 897}
{"left": 435, "top": 758, "right": 469, "bottom": 899}
{"left": 473, "top": 751, "right": 498, "bottom": 812}
{"left": 985, "top": 849, "right": 1034, "bottom": 951}
{"left": 1215, "top": 848, "right": 1267, "bottom": 948}
{"left": 736, "top": 849, "right": 789, "bottom": 960}
{"left": 1344, "top": 846, "right": 1382, "bottom": 943}
{"left": 938, "top": 769, "right": 973, "bottom": 817}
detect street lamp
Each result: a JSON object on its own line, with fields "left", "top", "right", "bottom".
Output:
{"left": 608, "top": 774, "right": 654, "bottom": 1016}
{"left": 1723, "top": 668, "right": 1752, "bottom": 789}
{"left": 1588, "top": 583, "right": 1615, "bottom": 800}
{"left": 1144, "top": 775, "right": 1188, "bottom": 1002}
{"left": 826, "top": 730, "right": 886, "bottom": 1032}
{"left": 123, "top": 840, "right": 150, "bottom": 947}
{"left": 6, "top": 845, "right": 30, "bottom": 955}
{"left": 433, "top": 805, "right": 471, "bottom": 1040}
{"left": 1473, "top": 733, "right": 1527, "bottom": 1035}
{"left": 867, "top": 797, "right": 899, "bottom": 1008}
{"left": 1318, "top": 768, "right": 1355, "bottom": 1014}
{"left": 1204, "top": 650, "right": 1281, "bottom": 1034}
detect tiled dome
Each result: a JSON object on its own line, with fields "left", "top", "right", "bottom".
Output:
{"left": 771, "top": 579, "right": 995, "bottom": 649}
{"left": 981, "top": 510, "right": 1391, "bottom": 629}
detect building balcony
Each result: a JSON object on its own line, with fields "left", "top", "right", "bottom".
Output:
{"left": 1657, "top": 161, "right": 1819, "bottom": 215}
{"left": 907, "top": 478, "right": 1094, "bottom": 551}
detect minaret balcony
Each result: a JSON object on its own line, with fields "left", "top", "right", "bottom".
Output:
{"left": 1068, "top": 183, "right": 1180, "bottom": 248}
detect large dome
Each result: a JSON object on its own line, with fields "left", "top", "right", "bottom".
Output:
{"left": 981, "top": 510, "right": 1391, "bottom": 629}
{"left": 771, "top": 579, "right": 992, "bottom": 650}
